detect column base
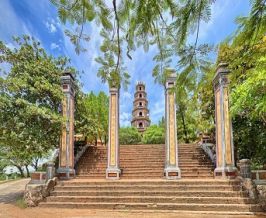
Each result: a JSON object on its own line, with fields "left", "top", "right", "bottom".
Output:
{"left": 106, "top": 167, "right": 121, "bottom": 180}
{"left": 57, "top": 167, "right": 75, "bottom": 180}
{"left": 164, "top": 166, "right": 181, "bottom": 179}
{"left": 214, "top": 166, "right": 238, "bottom": 179}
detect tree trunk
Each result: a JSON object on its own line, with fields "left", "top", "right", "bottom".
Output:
{"left": 15, "top": 165, "right": 24, "bottom": 178}
{"left": 104, "top": 135, "right": 107, "bottom": 146}
{"left": 32, "top": 158, "right": 39, "bottom": 171}
{"left": 25, "top": 165, "right": 30, "bottom": 177}
{"left": 94, "top": 136, "right": 97, "bottom": 146}
{"left": 180, "top": 109, "right": 189, "bottom": 143}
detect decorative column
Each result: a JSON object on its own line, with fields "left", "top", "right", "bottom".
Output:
{"left": 164, "top": 70, "right": 181, "bottom": 179}
{"left": 57, "top": 73, "right": 75, "bottom": 180}
{"left": 106, "top": 87, "right": 121, "bottom": 179}
{"left": 213, "top": 63, "right": 237, "bottom": 179}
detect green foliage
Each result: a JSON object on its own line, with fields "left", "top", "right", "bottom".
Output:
{"left": 230, "top": 56, "right": 266, "bottom": 121}
{"left": 233, "top": 116, "right": 266, "bottom": 165}
{"left": 119, "top": 127, "right": 142, "bottom": 145}
{"left": 142, "top": 125, "right": 165, "bottom": 144}
{"left": 0, "top": 35, "right": 77, "bottom": 175}
{"left": 95, "top": 29, "right": 130, "bottom": 89}
{"left": 75, "top": 91, "right": 109, "bottom": 145}
{"left": 216, "top": 2, "right": 266, "bottom": 164}
{"left": 51, "top": 0, "right": 214, "bottom": 88}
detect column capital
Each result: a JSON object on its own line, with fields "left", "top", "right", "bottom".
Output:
{"left": 61, "top": 72, "right": 75, "bottom": 95}
{"left": 213, "top": 63, "right": 230, "bottom": 91}
{"left": 165, "top": 68, "right": 176, "bottom": 89}
{"left": 109, "top": 87, "right": 119, "bottom": 93}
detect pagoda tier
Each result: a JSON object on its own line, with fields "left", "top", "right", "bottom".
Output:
{"left": 131, "top": 82, "right": 150, "bottom": 133}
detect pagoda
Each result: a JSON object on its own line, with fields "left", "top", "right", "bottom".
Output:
{"left": 131, "top": 82, "right": 150, "bottom": 133}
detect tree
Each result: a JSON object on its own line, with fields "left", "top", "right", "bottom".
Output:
{"left": 215, "top": 2, "right": 266, "bottom": 166}
{"left": 75, "top": 91, "right": 109, "bottom": 145}
{"left": 142, "top": 125, "right": 165, "bottom": 144}
{"left": 158, "top": 116, "right": 165, "bottom": 128}
{"left": 119, "top": 127, "right": 142, "bottom": 145}
{"left": 51, "top": 0, "right": 214, "bottom": 89}
{"left": 0, "top": 36, "right": 77, "bottom": 176}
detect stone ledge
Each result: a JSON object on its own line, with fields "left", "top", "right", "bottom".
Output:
{"left": 252, "top": 170, "right": 266, "bottom": 181}
{"left": 24, "top": 177, "right": 58, "bottom": 207}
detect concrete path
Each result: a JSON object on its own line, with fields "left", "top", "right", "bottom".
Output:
{"left": 0, "top": 179, "right": 30, "bottom": 203}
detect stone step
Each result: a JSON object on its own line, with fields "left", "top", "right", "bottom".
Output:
{"left": 50, "top": 190, "right": 247, "bottom": 198}
{"left": 60, "top": 180, "right": 240, "bottom": 186}
{"left": 54, "top": 185, "right": 240, "bottom": 191}
{"left": 77, "top": 165, "right": 213, "bottom": 170}
{"left": 118, "top": 164, "right": 210, "bottom": 167}
{"left": 39, "top": 202, "right": 262, "bottom": 212}
{"left": 46, "top": 196, "right": 253, "bottom": 204}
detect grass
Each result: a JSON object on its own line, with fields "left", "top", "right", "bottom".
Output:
{"left": 0, "top": 177, "right": 23, "bottom": 185}
{"left": 15, "top": 197, "right": 27, "bottom": 209}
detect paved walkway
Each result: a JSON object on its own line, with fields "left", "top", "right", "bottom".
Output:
{"left": 0, "top": 179, "right": 30, "bottom": 203}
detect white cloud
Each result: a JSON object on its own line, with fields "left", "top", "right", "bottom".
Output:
{"left": 120, "top": 112, "right": 131, "bottom": 127}
{"left": 0, "top": 0, "right": 32, "bottom": 41}
{"left": 150, "top": 92, "right": 165, "bottom": 124}
{"left": 6, "top": 42, "right": 15, "bottom": 50}
{"left": 50, "top": 42, "right": 59, "bottom": 50}
{"left": 45, "top": 21, "right": 57, "bottom": 33}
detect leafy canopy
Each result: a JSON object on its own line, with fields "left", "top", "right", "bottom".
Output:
{"left": 0, "top": 35, "right": 77, "bottom": 174}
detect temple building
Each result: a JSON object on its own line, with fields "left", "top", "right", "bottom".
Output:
{"left": 131, "top": 82, "right": 150, "bottom": 133}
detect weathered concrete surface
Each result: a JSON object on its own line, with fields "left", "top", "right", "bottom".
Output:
{"left": 0, "top": 179, "right": 30, "bottom": 203}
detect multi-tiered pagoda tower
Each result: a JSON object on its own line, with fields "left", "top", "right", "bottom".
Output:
{"left": 131, "top": 82, "right": 150, "bottom": 133}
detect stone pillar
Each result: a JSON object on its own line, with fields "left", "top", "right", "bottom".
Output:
{"left": 213, "top": 63, "right": 237, "bottom": 179}
{"left": 57, "top": 73, "right": 75, "bottom": 179}
{"left": 239, "top": 159, "right": 251, "bottom": 179}
{"left": 106, "top": 87, "right": 121, "bottom": 179}
{"left": 46, "top": 162, "right": 55, "bottom": 181}
{"left": 164, "top": 70, "right": 181, "bottom": 179}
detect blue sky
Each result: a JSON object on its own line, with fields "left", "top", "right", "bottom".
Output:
{"left": 0, "top": 0, "right": 251, "bottom": 127}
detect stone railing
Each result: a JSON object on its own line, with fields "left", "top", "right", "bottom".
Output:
{"left": 252, "top": 170, "right": 266, "bottom": 184}
{"left": 238, "top": 159, "right": 266, "bottom": 211}
{"left": 74, "top": 144, "right": 90, "bottom": 167}
{"left": 199, "top": 142, "right": 216, "bottom": 165}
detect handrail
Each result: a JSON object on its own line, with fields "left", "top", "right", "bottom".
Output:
{"left": 199, "top": 142, "right": 216, "bottom": 166}
{"left": 74, "top": 144, "right": 90, "bottom": 167}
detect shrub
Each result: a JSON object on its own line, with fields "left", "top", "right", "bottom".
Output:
{"left": 119, "top": 127, "right": 142, "bottom": 145}
{"left": 142, "top": 125, "right": 165, "bottom": 144}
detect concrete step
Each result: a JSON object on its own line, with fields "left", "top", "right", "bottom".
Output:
{"left": 54, "top": 185, "right": 241, "bottom": 191}
{"left": 39, "top": 202, "right": 262, "bottom": 212}
{"left": 50, "top": 190, "right": 247, "bottom": 198}
{"left": 46, "top": 196, "right": 253, "bottom": 204}
{"left": 60, "top": 180, "right": 240, "bottom": 186}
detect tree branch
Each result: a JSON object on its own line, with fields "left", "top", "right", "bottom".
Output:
{"left": 112, "top": 0, "right": 121, "bottom": 75}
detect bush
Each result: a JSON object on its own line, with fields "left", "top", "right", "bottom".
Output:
{"left": 142, "top": 125, "right": 165, "bottom": 144}
{"left": 119, "top": 127, "right": 142, "bottom": 145}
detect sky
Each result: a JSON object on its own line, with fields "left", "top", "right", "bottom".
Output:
{"left": 0, "top": 0, "right": 251, "bottom": 127}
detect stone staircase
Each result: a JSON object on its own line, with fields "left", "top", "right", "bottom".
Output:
{"left": 40, "top": 179, "right": 262, "bottom": 213}
{"left": 75, "top": 144, "right": 214, "bottom": 179}
{"left": 39, "top": 144, "right": 263, "bottom": 213}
